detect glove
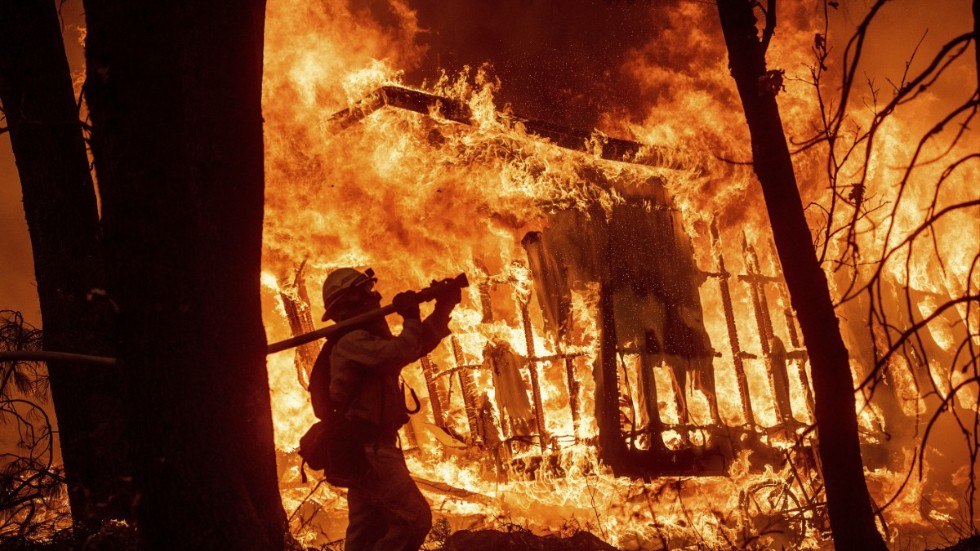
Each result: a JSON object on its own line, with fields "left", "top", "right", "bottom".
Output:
{"left": 432, "top": 281, "right": 462, "bottom": 318}
{"left": 434, "top": 279, "right": 462, "bottom": 305}
{"left": 392, "top": 291, "right": 421, "bottom": 320}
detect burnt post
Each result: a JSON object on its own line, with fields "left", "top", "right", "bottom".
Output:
{"left": 595, "top": 283, "right": 630, "bottom": 473}
{"left": 709, "top": 221, "right": 756, "bottom": 425}
{"left": 279, "top": 267, "right": 318, "bottom": 388}
{"left": 740, "top": 233, "right": 793, "bottom": 424}
{"left": 520, "top": 302, "right": 549, "bottom": 453}
{"left": 478, "top": 393, "right": 506, "bottom": 480}
{"left": 420, "top": 355, "right": 447, "bottom": 426}
{"left": 563, "top": 354, "right": 581, "bottom": 441}
{"left": 451, "top": 336, "right": 482, "bottom": 444}
{"left": 478, "top": 280, "right": 494, "bottom": 323}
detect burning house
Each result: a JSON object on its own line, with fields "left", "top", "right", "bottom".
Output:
{"left": 0, "top": 0, "right": 975, "bottom": 548}
{"left": 265, "top": 84, "right": 836, "bottom": 547}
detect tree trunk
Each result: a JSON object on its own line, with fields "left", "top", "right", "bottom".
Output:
{"left": 715, "top": 2, "right": 888, "bottom": 550}
{"left": 974, "top": 0, "right": 979, "bottom": 91}
{"left": 0, "top": 0, "right": 134, "bottom": 531}
{"left": 82, "top": 1, "right": 288, "bottom": 549}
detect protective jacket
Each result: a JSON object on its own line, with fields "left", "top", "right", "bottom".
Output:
{"left": 315, "top": 314, "right": 449, "bottom": 436}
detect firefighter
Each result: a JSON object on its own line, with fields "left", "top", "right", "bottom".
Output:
{"left": 313, "top": 267, "right": 460, "bottom": 551}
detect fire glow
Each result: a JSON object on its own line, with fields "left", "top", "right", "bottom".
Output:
{"left": 258, "top": 1, "right": 978, "bottom": 549}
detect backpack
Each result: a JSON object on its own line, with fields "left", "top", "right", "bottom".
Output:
{"left": 298, "top": 339, "right": 371, "bottom": 487}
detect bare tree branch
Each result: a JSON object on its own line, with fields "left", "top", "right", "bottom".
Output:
{"left": 759, "top": 0, "right": 777, "bottom": 53}
{"left": 857, "top": 294, "right": 980, "bottom": 393}
{"left": 917, "top": 375, "right": 980, "bottom": 478}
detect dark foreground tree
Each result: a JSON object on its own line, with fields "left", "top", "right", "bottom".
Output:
{"left": 83, "top": 1, "right": 288, "bottom": 548}
{"left": 715, "top": 1, "right": 888, "bottom": 550}
{"left": 0, "top": 0, "right": 134, "bottom": 531}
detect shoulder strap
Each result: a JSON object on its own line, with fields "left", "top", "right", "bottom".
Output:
{"left": 309, "top": 339, "right": 338, "bottom": 419}
{"left": 309, "top": 331, "right": 367, "bottom": 419}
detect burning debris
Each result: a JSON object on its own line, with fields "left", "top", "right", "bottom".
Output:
{"left": 443, "top": 528, "right": 619, "bottom": 551}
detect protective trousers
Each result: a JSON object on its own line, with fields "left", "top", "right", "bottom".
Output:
{"left": 344, "top": 439, "right": 432, "bottom": 551}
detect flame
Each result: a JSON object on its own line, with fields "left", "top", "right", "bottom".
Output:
{"left": 259, "top": 0, "right": 978, "bottom": 548}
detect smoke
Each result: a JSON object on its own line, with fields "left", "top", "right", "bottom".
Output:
{"left": 378, "top": 0, "right": 675, "bottom": 133}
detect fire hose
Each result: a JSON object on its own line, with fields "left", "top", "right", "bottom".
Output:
{"left": 0, "top": 273, "right": 469, "bottom": 366}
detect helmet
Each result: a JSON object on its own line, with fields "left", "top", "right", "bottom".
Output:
{"left": 321, "top": 267, "right": 377, "bottom": 321}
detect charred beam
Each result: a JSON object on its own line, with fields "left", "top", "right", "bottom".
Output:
{"left": 330, "top": 85, "right": 689, "bottom": 170}
{"left": 451, "top": 336, "right": 482, "bottom": 445}
{"left": 420, "top": 355, "right": 447, "bottom": 427}
{"left": 595, "top": 283, "right": 629, "bottom": 473}
{"left": 477, "top": 393, "right": 507, "bottom": 481}
{"left": 563, "top": 355, "right": 581, "bottom": 441}
{"left": 741, "top": 233, "right": 794, "bottom": 424}
{"left": 279, "top": 276, "right": 318, "bottom": 389}
{"left": 520, "top": 302, "right": 549, "bottom": 453}
{"left": 709, "top": 221, "right": 755, "bottom": 425}
{"left": 478, "top": 281, "right": 494, "bottom": 323}
{"left": 739, "top": 236, "right": 773, "bottom": 348}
